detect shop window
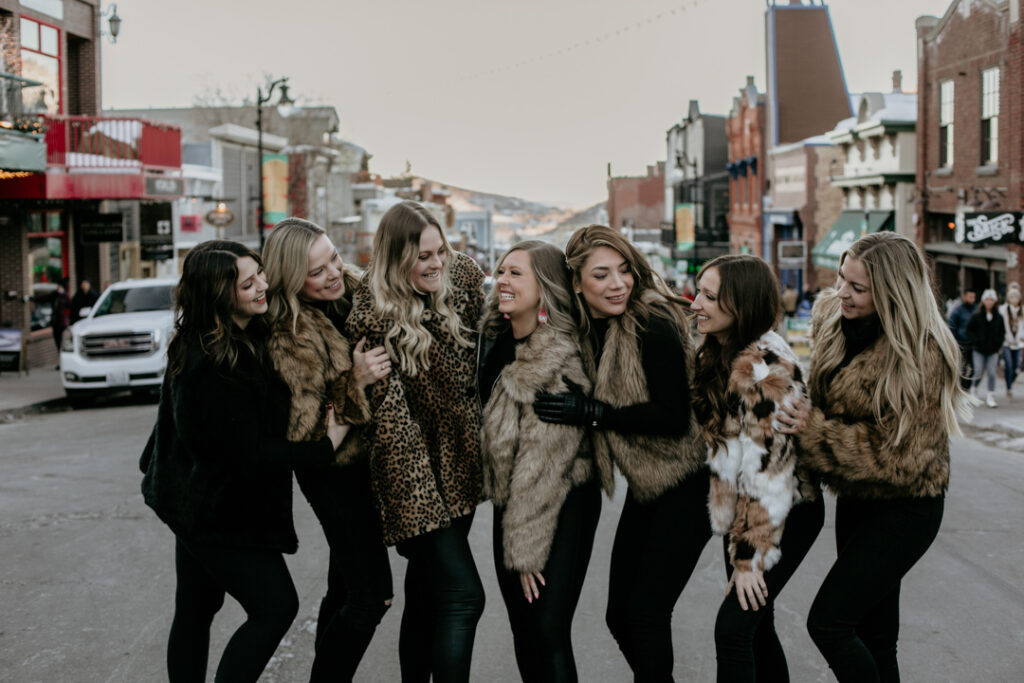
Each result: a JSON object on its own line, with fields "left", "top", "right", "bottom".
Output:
{"left": 19, "top": 16, "right": 61, "bottom": 114}
{"left": 939, "top": 80, "right": 954, "bottom": 168}
{"left": 981, "top": 67, "right": 999, "bottom": 165}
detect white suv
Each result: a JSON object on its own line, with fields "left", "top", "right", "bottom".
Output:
{"left": 60, "top": 276, "right": 178, "bottom": 405}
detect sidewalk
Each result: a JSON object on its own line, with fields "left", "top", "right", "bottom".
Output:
{"left": 0, "top": 367, "right": 66, "bottom": 413}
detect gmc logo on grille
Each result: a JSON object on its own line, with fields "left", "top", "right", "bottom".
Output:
{"left": 102, "top": 339, "right": 132, "bottom": 349}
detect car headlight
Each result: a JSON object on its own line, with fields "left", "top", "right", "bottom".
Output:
{"left": 61, "top": 328, "right": 74, "bottom": 353}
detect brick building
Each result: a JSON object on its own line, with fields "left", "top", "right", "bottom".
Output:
{"left": 0, "top": 1, "right": 183, "bottom": 370}
{"left": 762, "top": 0, "right": 853, "bottom": 289}
{"left": 607, "top": 162, "right": 665, "bottom": 235}
{"left": 726, "top": 76, "right": 767, "bottom": 257}
{"left": 917, "top": 0, "right": 1024, "bottom": 300}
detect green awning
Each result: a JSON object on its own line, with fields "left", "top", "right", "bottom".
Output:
{"left": 812, "top": 210, "right": 893, "bottom": 270}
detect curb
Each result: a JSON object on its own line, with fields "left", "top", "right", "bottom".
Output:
{"left": 0, "top": 397, "right": 71, "bottom": 423}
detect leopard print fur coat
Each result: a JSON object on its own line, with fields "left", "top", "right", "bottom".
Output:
{"left": 346, "top": 251, "right": 485, "bottom": 546}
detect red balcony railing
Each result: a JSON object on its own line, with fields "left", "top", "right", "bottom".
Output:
{"left": 39, "top": 115, "right": 181, "bottom": 169}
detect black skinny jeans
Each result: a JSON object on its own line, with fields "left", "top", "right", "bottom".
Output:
{"left": 396, "top": 513, "right": 486, "bottom": 683}
{"left": 606, "top": 468, "right": 713, "bottom": 682}
{"left": 715, "top": 495, "right": 826, "bottom": 682}
{"left": 494, "top": 480, "right": 603, "bottom": 683}
{"left": 807, "top": 495, "right": 944, "bottom": 683}
{"left": 168, "top": 536, "right": 298, "bottom": 683}
{"left": 295, "top": 459, "right": 393, "bottom": 682}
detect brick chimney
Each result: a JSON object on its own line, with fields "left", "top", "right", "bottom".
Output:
{"left": 892, "top": 69, "right": 903, "bottom": 93}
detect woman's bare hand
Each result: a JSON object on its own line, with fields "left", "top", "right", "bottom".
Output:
{"left": 519, "top": 571, "right": 546, "bottom": 604}
{"left": 324, "top": 404, "right": 349, "bottom": 450}
{"left": 774, "top": 393, "right": 810, "bottom": 435}
{"left": 353, "top": 337, "right": 392, "bottom": 389}
{"left": 727, "top": 569, "right": 768, "bottom": 611}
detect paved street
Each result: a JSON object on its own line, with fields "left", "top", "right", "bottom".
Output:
{"left": 1, "top": 398, "right": 1022, "bottom": 682}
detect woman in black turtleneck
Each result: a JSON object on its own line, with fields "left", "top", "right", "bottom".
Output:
{"left": 533, "top": 225, "right": 708, "bottom": 680}
{"left": 262, "top": 218, "right": 393, "bottom": 682}
{"left": 798, "top": 232, "right": 973, "bottom": 681}
{"left": 479, "top": 240, "right": 604, "bottom": 682}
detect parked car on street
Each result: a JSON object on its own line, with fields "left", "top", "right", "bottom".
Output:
{"left": 60, "top": 277, "right": 177, "bottom": 405}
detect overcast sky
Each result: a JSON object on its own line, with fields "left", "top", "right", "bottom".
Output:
{"left": 102, "top": 0, "right": 949, "bottom": 207}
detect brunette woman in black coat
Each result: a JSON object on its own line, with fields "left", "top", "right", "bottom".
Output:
{"left": 140, "top": 240, "right": 348, "bottom": 683}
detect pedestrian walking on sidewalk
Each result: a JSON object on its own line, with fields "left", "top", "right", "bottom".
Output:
{"left": 534, "top": 225, "right": 709, "bottom": 680}
{"left": 691, "top": 254, "right": 824, "bottom": 682}
{"left": 797, "top": 231, "right": 974, "bottom": 682}
{"left": 345, "top": 200, "right": 486, "bottom": 683}
{"left": 999, "top": 283, "right": 1023, "bottom": 402}
{"left": 947, "top": 289, "right": 976, "bottom": 390}
{"left": 140, "top": 240, "right": 349, "bottom": 683}
{"left": 967, "top": 288, "right": 1005, "bottom": 408}
{"left": 480, "top": 241, "right": 607, "bottom": 682}
{"left": 262, "top": 219, "right": 393, "bottom": 682}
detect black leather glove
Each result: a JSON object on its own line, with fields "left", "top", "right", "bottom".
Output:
{"left": 533, "top": 377, "right": 606, "bottom": 427}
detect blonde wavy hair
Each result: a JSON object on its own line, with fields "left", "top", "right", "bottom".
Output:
{"left": 480, "top": 241, "right": 577, "bottom": 340}
{"left": 368, "top": 201, "right": 472, "bottom": 376}
{"left": 810, "top": 231, "right": 973, "bottom": 444}
{"left": 262, "top": 217, "right": 359, "bottom": 333}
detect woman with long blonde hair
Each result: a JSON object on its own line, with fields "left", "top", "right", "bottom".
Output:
{"left": 533, "top": 224, "right": 709, "bottom": 679}
{"left": 262, "top": 218, "right": 393, "bottom": 682}
{"left": 345, "top": 200, "right": 486, "bottom": 682}
{"left": 799, "top": 231, "right": 973, "bottom": 681}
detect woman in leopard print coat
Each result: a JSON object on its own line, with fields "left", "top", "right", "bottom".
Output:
{"left": 345, "top": 200, "right": 485, "bottom": 682}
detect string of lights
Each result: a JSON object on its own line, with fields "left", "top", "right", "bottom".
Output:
{"left": 451, "top": 0, "right": 714, "bottom": 84}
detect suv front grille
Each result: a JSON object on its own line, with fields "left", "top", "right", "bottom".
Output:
{"left": 81, "top": 331, "right": 155, "bottom": 358}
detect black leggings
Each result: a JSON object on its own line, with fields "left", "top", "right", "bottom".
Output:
{"left": 494, "top": 480, "right": 603, "bottom": 683}
{"left": 396, "top": 513, "right": 486, "bottom": 683}
{"left": 167, "top": 536, "right": 298, "bottom": 683}
{"left": 715, "top": 495, "right": 826, "bottom": 682}
{"left": 606, "top": 468, "right": 713, "bottom": 682}
{"left": 296, "top": 460, "right": 393, "bottom": 682}
{"left": 807, "top": 495, "right": 944, "bottom": 683}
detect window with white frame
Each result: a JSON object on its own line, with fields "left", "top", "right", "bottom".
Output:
{"left": 939, "top": 80, "right": 954, "bottom": 168}
{"left": 19, "top": 16, "right": 61, "bottom": 114}
{"left": 981, "top": 67, "right": 999, "bottom": 165}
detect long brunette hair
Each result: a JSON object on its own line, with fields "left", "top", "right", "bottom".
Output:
{"left": 692, "top": 254, "right": 782, "bottom": 451}
{"left": 167, "top": 240, "right": 266, "bottom": 379}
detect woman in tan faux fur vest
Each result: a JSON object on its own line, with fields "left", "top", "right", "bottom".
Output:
{"left": 263, "top": 218, "right": 393, "bottom": 681}
{"left": 345, "top": 201, "right": 485, "bottom": 682}
{"left": 691, "top": 254, "right": 824, "bottom": 682}
{"left": 798, "top": 232, "right": 973, "bottom": 682}
{"left": 479, "top": 241, "right": 607, "bottom": 682}
{"left": 533, "top": 225, "right": 708, "bottom": 679}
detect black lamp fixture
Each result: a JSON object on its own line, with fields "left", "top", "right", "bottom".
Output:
{"left": 256, "top": 77, "right": 298, "bottom": 251}
{"left": 101, "top": 3, "right": 122, "bottom": 43}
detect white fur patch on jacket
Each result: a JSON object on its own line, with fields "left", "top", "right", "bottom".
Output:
{"left": 707, "top": 330, "right": 809, "bottom": 573}
{"left": 481, "top": 324, "right": 597, "bottom": 573}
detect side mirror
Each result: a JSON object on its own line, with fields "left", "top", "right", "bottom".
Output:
{"left": 79, "top": 307, "right": 92, "bottom": 318}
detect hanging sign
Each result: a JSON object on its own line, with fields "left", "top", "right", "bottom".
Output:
{"left": 956, "top": 212, "right": 1024, "bottom": 246}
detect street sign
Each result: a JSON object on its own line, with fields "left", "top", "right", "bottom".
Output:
{"left": 205, "top": 208, "right": 236, "bottom": 227}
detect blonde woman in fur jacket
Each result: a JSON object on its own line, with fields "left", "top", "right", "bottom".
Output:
{"left": 345, "top": 200, "right": 486, "bottom": 683}
{"left": 533, "top": 225, "right": 708, "bottom": 680}
{"left": 479, "top": 241, "right": 606, "bottom": 682}
{"left": 691, "top": 254, "right": 824, "bottom": 682}
{"left": 798, "top": 232, "right": 973, "bottom": 682}
{"left": 262, "top": 218, "right": 394, "bottom": 682}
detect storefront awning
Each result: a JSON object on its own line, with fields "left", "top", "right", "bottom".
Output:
{"left": 812, "top": 210, "right": 893, "bottom": 270}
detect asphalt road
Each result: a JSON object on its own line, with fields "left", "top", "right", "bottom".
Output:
{"left": 1, "top": 398, "right": 1022, "bottom": 682}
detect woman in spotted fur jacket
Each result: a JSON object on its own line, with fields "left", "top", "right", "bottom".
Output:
{"left": 691, "top": 254, "right": 824, "bottom": 682}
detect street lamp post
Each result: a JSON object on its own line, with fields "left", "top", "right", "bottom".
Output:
{"left": 256, "top": 77, "right": 295, "bottom": 253}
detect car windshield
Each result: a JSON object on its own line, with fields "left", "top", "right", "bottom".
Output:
{"left": 93, "top": 285, "right": 174, "bottom": 317}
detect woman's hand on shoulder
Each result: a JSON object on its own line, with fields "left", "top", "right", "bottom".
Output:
{"left": 774, "top": 393, "right": 810, "bottom": 435}
{"left": 324, "top": 404, "right": 350, "bottom": 450}
{"left": 727, "top": 568, "right": 768, "bottom": 611}
{"left": 352, "top": 337, "right": 392, "bottom": 389}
